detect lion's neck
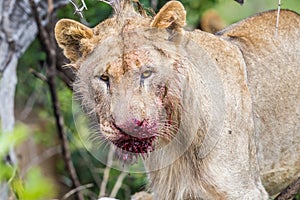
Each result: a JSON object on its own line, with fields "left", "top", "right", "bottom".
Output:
{"left": 145, "top": 145, "right": 216, "bottom": 200}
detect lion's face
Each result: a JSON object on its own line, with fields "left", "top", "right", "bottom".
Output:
{"left": 55, "top": 1, "right": 191, "bottom": 161}
{"left": 93, "top": 49, "right": 169, "bottom": 154}
{"left": 76, "top": 38, "right": 185, "bottom": 159}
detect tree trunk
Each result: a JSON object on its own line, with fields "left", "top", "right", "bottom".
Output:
{"left": 0, "top": 0, "right": 67, "bottom": 199}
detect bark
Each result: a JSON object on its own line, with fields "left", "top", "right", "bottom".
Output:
{"left": 0, "top": 53, "right": 18, "bottom": 200}
{"left": 0, "top": 0, "right": 67, "bottom": 199}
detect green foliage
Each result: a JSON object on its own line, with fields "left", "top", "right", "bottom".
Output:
{"left": 16, "top": 39, "right": 48, "bottom": 111}
{"left": 0, "top": 126, "right": 25, "bottom": 190}
{"left": 181, "top": 0, "right": 218, "bottom": 26}
{"left": 0, "top": 124, "right": 56, "bottom": 199}
{"left": 0, "top": 125, "right": 27, "bottom": 158}
{"left": 215, "top": 0, "right": 300, "bottom": 25}
{"left": 56, "top": 0, "right": 113, "bottom": 27}
{"left": 20, "top": 167, "right": 56, "bottom": 200}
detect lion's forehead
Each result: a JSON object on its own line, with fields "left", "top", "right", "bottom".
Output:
{"left": 84, "top": 37, "right": 181, "bottom": 84}
{"left": 103, "top": 49, "right": 158, "bottom": 77}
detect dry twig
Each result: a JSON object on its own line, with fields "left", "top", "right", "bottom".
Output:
{"left": 110, "top": 171, "right": 127, "bottom": 198}
{"left": 62, "top": 183, "right": 94, "bottom": 199}
{"left": 275, "top": 0, "right": 281, "bottom": 38}
{"left": 99, "top": 144, "right": 115, "bottom": 197}
{"left": 29, "top": 68, "right": 47, "bottom": 82}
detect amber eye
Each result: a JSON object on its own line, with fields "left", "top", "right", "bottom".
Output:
{"left": 99, "top": 75, "right": 109, "bottom": 82}
{"left": 141, "top": 70, "right": 152, "bottom": 79}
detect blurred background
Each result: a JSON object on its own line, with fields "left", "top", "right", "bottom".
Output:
{"left": 0, "top": 0, "right": 299, "bottom": 199}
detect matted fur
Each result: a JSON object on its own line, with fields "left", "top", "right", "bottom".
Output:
{"left": 55, "top": 1, "right": 300, "bottom": 199}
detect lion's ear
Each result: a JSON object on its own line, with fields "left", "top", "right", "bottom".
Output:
{"left": 55, "top": 19, "right": 94, "bottom": 64}
{"left": 151, "top": 1, "right": 186, "bottom": 31}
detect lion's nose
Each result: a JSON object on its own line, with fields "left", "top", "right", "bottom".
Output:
{"left": 134, "top": 119, "right": 146, "bottom": 127}
{"left": 124, "top": 118, "right": 149, "bottom": 132}
{"left": 114, "top": 118, "right": 155, "bottom": 138}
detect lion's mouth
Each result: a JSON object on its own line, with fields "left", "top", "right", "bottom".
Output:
{"left": 111, "top": 124, "right": 156, "bottom": 160}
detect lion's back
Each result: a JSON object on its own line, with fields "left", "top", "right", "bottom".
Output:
{"left": 221, "top": 10, "right": 300, "bottom": 194}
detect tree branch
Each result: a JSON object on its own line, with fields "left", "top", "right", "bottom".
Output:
{"left": 29, "top": 0, "right": 83, "bottom": 199}
{"left": 110, "top": 171, "right": 127, "bottom": 198}
{"left": 99, "top": 144, "right": 115, "bottom": 197}
{"left": 29, "top": 68, "right": 47, "bottom": 82}
{"left": 62, "top": 183, "right": 94, "bottom": 200}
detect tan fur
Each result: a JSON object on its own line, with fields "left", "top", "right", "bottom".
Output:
{"left": 218, "top": 10, "right": 300, "bottom": 195}
{"left": 200, "top": 10, "right": 225, "bottom": 33}
{"left": 55, "top": 19, "right": 96, "bottom": 65}
{"left": 151, "top": 1, "right": 186, "bottom": 31}
{"left": 55, "top": 1, "right": 300, "bottom": 199}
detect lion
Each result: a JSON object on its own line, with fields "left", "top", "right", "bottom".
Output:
{"left": 54, "top": 1, "right": 300, "bottom": 199}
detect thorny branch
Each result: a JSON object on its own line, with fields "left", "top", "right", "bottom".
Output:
{"left": 28, "top": 0, "right": 84, "bottom": 199}
{"left": 68, "top": 0, "right": 87, "bottom": 18}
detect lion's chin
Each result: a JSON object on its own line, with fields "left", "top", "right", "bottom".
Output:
{"left": 110, "top": 132, "right": 156, "bottom": 163}
{"left": 113, "top": 134, "right": 156, "bottom": 153}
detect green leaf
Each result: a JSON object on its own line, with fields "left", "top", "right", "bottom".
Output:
{"left": 0, "top": 124, "right": 28, "bottom": 157}
{"left": 21, "top": 167, "right": 56, "bottom": 200}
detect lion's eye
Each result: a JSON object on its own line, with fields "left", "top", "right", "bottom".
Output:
{"left": 99, "top": 75, "right": 109, "bottom": 82}
{"left": 141, "top": 70, "right": 152, "bottom": 79}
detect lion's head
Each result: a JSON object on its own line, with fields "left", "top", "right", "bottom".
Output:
{"left": 76, "top": 38, "right": 187, "bottom": 158}
{"left": 55, "top": 1, "right": 222, "bottom": 164}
